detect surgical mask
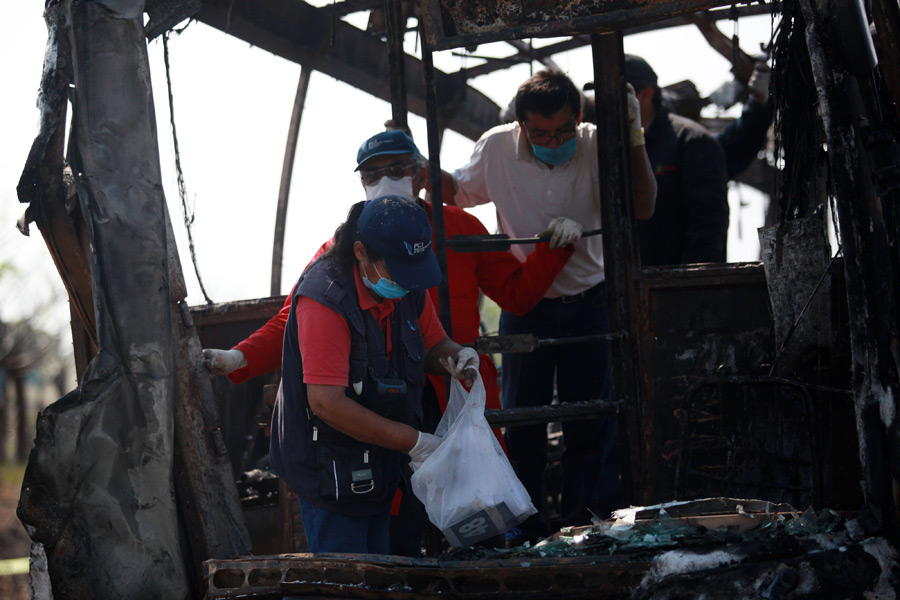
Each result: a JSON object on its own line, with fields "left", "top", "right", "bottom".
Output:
{"left": 531, "top": 136, "right": 577, "bottom": 166}
{"left": 364, "top": 176, "right": 414, "bottom": 202}
{"left": 362, "top": 261, "right": 409, "bottom": 299}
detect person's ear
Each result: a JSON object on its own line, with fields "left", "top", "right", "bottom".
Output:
{"left": 636, "top": 85, "right": 654, "bottom": 105}
{"left": 353, "top": 240, "right": 367, "bottom": 262}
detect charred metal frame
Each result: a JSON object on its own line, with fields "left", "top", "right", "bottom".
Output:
{"left": 204, "top": 553, "right": 651, "bottom": 599}
{"left": 420, "top": 0, "right": 742, "bottom": 51}
{"left": 16, "top": 0, "right": 900, "bottom": 597}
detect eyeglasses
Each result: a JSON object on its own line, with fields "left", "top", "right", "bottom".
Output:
{"left": 359, "top": 161, "right": 420, "bottom": 186}
{"left": 523, "top": 119, "right": 578, "bottom": 146}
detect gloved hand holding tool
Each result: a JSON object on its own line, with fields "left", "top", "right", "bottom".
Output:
{"left": 546, "top": 216, "right": 583, "bottom": 249}
{"left": 446, "top": 222, "right": 600, "bottom": 253}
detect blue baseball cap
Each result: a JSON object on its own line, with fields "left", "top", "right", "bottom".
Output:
{"left": 355, "top": 130, "right": 421, "bottom": 171}
{"left": 357, "top": 196, "right": 441, "bottom": 291}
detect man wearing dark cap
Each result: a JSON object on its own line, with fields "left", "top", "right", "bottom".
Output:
{"left": 625, "top": 54, "right": 730, "bottom": 266}
{"left": 267, "top": 196, "right": 480, "bottom": 555}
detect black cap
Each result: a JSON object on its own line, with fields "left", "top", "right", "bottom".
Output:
{"left": 624, "top": 54, "right": 658, "bottom": 90}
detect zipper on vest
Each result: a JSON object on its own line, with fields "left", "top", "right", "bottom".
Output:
{"left": 312, "top": 426, "right": 318, "bottom": 441}
{"left": 364, "top": 450, "right": 369, "bottom": 464}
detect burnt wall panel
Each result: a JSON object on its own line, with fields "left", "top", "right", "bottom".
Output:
{"left": 634, "top": 263, "right": 859, "bottom": 510}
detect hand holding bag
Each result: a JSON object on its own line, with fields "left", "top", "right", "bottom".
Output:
{"left": 410, "top": 374, "right": 536, "bottom": 547}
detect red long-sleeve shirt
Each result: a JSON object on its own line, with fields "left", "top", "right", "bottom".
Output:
{"left": 229, "top": 201, "right": 573, "bottom": 416}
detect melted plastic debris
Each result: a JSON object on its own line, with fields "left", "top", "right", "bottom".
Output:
{"left": 439, "top": 501, "right": 858, "bottom": 561}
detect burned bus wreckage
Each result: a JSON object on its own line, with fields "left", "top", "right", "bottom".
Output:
{"left": 12, "top": 0, "right": 900, "bottom": 597}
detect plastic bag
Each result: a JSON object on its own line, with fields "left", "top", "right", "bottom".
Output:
{"left": 410, "top": 374, "right": 536, "bottom": 547}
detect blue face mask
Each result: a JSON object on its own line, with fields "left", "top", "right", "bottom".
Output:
{"left": 531, "top": 136, "right": 577, "bottom": 166}
{"left": 362, "top": 262, "right": 409, "bottom": 299}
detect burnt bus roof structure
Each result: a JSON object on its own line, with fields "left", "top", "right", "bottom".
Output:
{"left": 14, "top": 0, "right": 900, "bottom": 598}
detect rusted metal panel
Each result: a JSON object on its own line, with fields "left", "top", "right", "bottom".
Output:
{"left": 192, "top": 296, "right": 288, "bottom": 329}
{"left": 204, "top": 553, "right": 650, "bottom": 599}
{"left": 635, "top": 264, "right": 775, "bottom": 504}
{"left": 634, "top": 263, "right": 860, "bottom": 510}
{"left": 420, "top": 0, "right": 739, "bottom": 51}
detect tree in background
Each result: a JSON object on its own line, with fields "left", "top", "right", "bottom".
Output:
{"left": 0, "top": 263, "right": 71, "bottom": 462}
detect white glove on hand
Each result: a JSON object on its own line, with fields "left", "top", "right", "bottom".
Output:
{"left": 747, "top": 62, "right": 771, "bottom": 104}
{"left": 626, "top": 83, "right": 644, "bottom": 147}
{"left": 408, "top": 431, "right": 442, "bottom": 470}
{"left": 439, "top": 347, "right": 480, "bottom": 380}
{"left": 546, "top": 216, "right": 583, "bottom": 249}
{"left": 202, "top": 348, "right": 247, "bottom": 375}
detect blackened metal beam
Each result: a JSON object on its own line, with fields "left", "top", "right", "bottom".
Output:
{"left": 420, "top": 23, "right": 452, "bottom": 339}
{"left": 385, "top": 0, "right": 409, "bottom": 130}
{"left": 799, "top": 0, "right": 898, "bottom": 534}
{"left": 591, "top": 32, "right": 642, "bottom": 507}
{"left": 422, "top": 0, "right": 747, "bottom": 51}
{"left": 146, "top": 0, "right": 203, "bottom": 40}
{"left": 271, "top": 66, "right": 312, "bottom": 296}
{"left": 485, "top": 400, "right": 625, "bottom": 428}
{"left": 194, "top": 0, "right": 501, "bottom": 141}
{"left": 319, "top": 0, "right": 382, "bottom": 17}
{"left": 456, "top": 4, "right": 773, "bottom": 81}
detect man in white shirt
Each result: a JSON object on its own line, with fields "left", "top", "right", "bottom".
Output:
{"left": 448, "top": 69, "right": 656, "bottom": 543}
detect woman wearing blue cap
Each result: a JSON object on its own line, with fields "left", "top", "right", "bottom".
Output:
{"left": 268, "top": 195, "right": 479, "bottom": 554}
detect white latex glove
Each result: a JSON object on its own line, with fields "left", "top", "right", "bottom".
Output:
{"left": 408, "top": 431, "right": 442, "bottom": 470}
{"left": 626, "top": 83, "right": 644, "bottom": 147}
{"left": 546, "top": 216, "right": 583, "bottom": 249}
{"left": 439, "top": 347, "right": 480, "bottom": 380}
{"left": 202, "top": 348, "right": 247, "bottom": 375}
{"left": 747, "top": 62, "right": 771, "bottom": 105}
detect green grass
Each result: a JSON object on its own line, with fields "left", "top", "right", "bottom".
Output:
{"left": 0, "top": 463, "right": 26, "bottom": 500}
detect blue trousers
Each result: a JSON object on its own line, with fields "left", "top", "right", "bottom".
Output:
{"left": 298, "top": 498, "right": 391, "bottom": 554}
{"left": 500, "top": 282, "right": 621, "bottom": 530}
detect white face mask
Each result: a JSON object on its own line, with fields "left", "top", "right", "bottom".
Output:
{"left": 364, "top": 176, "right": 414, "bottom": 202}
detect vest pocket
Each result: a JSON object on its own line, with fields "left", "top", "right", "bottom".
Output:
{"left": 314, "top": 426, "right": 390, "bottom": 504}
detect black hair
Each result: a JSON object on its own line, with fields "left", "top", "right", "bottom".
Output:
{"left": 514, "top": 70, "right": 582, "bottom": 122}
{"left": 322, "top": 201, "right": 381, "bottom": 274}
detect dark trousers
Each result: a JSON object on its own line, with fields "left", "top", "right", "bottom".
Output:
{"left": 298, "top": 497, "right": 391, "bottom": 554}
{"left": 389, "top": 381, "right": 441, "bottom": 557}
{"left": 500, "top": 282, "right": 621, "bottom": 531}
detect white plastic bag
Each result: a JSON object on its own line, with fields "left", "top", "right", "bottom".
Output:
{"left": 410, "top": 374, "right": 536, "bottom": 547}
